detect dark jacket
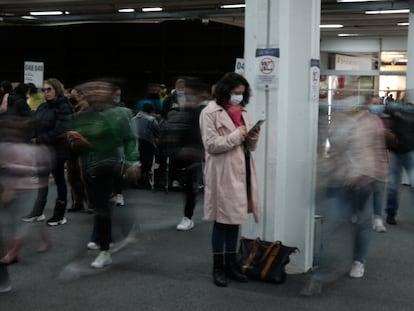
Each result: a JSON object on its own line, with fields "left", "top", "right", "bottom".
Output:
{"left": 6, "top": 93, "right": 32, "bottom": 117}
{"left": 386, "top": 108, "right": 414, "bottom": 154}
{"left": 160, "top": 105, "right": 204, "bottom": 167}
{"left": 33, "top": 96, "right": 71, "bottom": 160}
{"left": 160, "top": 93, "right": 180, "bottom": 120}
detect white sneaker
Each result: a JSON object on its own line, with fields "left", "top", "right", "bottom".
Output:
{"left": 115, "top": 194, "right": 125, "bottom": 206}
{"left": 176, "top": 217, "right": 194, "bottom": 231}
{"left": 349, "top": 260, "right": 365, "bottom": 278}
{"left": 91, "top": 251, "right": 112, "bottom": 269}
{"left": 87, "top": 242, "right": 100, "bottom": 250}
{"left": 21, "top": 214, "right": 46, "bottom": 222}
{"left": 372, "top": 216, "right": 387, "bottom": 233}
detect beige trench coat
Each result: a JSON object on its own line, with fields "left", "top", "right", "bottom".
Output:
{"left": 200, "top": 101, "right": 260, "bottom": 224}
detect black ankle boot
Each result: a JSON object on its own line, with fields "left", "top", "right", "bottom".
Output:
{"left": 225, "top": 252, "right": 248, "bottom": 282}
{"left": 213, "top": 254, "right": 227, "bottom": 287}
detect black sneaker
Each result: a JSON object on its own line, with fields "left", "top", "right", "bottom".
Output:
{"left": 47, "top": 216, "right": 67, "bottom": 226}
{"left": 386, "top": 214, "right": 397, "bottom": 225}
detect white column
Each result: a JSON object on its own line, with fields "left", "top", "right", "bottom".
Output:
{"left": 406, "top": 8, "right": 414, "bottom": 102}
{"left": 242, "top": 0, "right": 320, "bottom": 273}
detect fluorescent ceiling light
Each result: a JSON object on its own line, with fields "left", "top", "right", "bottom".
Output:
{"left": 30, "top": 11, "right": 63, "bottom": 16}
{"left": 320, "top": 24, "right": 343, "bottom": 28}
{"left": 142, "top": 7, "right": 163, "bottom": 12}
{"left": 220, "top": 4, "right": 246, "bottom": 9}
{"left": 337, "top": 0, "right": 382, "bottom": 2}
{"left": 118, "top": 8, "right": 135, "bottom": 13}
{"left": 337, "top": 33, "right": 361, "bottom": 37}
{"left": 365, "top": 9, "right": 410, "bottom": 14}
{"left": 397, "top": 22, "right": 410, "bottom": 26}
{"left": 21, "top": 15, "right": 37, "bottom": 20}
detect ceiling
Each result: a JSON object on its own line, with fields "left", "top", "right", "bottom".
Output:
{"left": 0, "top": 0, "right": 412, "bottom": 38}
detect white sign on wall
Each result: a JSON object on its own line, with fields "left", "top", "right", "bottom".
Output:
{"left": 235, "top": 58, "right": 245, "bottom": 75}
{"left": 335, "top": 54, "right": 372, "bottom": 70}
{"left": 255, "top": 48, "right": 279, "bottom": 89}
{"left": 24, "top": 61, "right": 44, "bottom": 87}
{"left": 310, "top": 59, "right": 320, "bottom": 101}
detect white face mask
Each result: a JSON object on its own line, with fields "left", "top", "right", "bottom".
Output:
{"left": 176, "top": 90, "right": 185, "bottom": 97}
{"left": 230, "top": 94, "right": 243, "bottom": 105}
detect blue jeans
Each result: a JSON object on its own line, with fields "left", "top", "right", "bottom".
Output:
{"left": 386, "top": 151, "right": 414, "bottom": 216}
{"left": 314, "top": 183, "right": 373, "bottom": 282}
{"left": 372, "top": 180, "right": 386, "bottom": 218}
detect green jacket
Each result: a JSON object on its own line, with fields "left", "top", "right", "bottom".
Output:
{"left": 74, "top": 106, "right": 138, "bottom": 167}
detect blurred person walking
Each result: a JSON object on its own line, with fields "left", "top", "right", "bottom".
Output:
{"left": 383, "top": 104, "right": 414, "bottom": 225}
{"left": 199, "top": 72, "right": 261, "bottom": 287}
{"left": 69, "top": 79, "right": 141, "bottom": 268}
{"left": 301, "top": 104, "right": 388, "bottom": 296}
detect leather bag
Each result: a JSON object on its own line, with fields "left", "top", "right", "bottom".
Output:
{"left": 237, "top": 237, "right": 298, "bottom": 284}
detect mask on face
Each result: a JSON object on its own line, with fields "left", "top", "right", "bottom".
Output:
{"left": 113, "top": 97, "right": 121, "bottom": 105}
{"left": 368, "top": 104, "right": 385, "bottom": 115}
{"left": 230, "top": 94, "right": 243, "bottom": 105}
{"left": 176, "top": 90, "right": 185, "bottom": 97}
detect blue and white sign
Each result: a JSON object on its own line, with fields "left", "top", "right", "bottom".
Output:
{"left": 255, "top": 48, "right": 279, "bottom": 89}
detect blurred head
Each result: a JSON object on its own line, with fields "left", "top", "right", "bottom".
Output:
{"left": 175, "top": 78, "right": 186, "bottom": 97}
{"left": 214, "top": 72, "right": 250, "bottom": 107}
{"left": 159, "top": 84, "right": 167, "bottom": 96}
{"left": 42, "top": 78, "right": 65, "bottom": 102}
{"left": 14, "top": 83, "right": 29, "bottom": 98}
{"left": 27, "top": 82, "right": 39, "bottom": 95}
{"left": 142, "top": 103, "right": 154, "bottom": 114}
{"left": 1, "top": 80, "right": 13, "bottom": 95}
{"left": 112, "top": 86, "right": 122, "bottom": 105}
{"left": 77, "top": 80, "right": 118, "bottom": 108}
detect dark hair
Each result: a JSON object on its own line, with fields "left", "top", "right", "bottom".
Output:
{"left": 142, "top": 102, "right": 154, "bottom": 114}
{"left": 14, "top": 83, "right": 29, "bottom": 97}
{"left": 1, "top": 80, "right": 13, "bottom": 94}
{"left": 214, "top": 72, "right": 250, "bottom": 107}
{"left": 27, "top": 82, "right": 39, "bottom": 95}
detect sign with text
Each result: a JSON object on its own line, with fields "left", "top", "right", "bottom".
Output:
{"left": 310, "top": 59, "right": 320, "bottom": 101}
{"left": 24, "top": 61, "right": 44, "bottom": 88}
{"left": 255, "top": 48, "right": 279, "bottom": 89}
{"left": 335, "top": 54, "right": 371, "bottom": 71}
{"left": 235, "top": 58, "right": 245, "bottom": 75}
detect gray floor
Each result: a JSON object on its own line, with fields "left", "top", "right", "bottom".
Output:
{"left": 1, "top": 184, "right": 414, "bottom": 311}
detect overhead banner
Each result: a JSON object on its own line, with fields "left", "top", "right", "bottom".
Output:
{"left": 24, "top": 61, "right": 44, "bottom": 88}
{"left": 255, "top": 48, "right": 279, "bottom": 89}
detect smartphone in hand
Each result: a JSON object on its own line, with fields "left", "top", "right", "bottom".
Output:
{"left": 249, "top": 119, "right": 265, "bottom": 133}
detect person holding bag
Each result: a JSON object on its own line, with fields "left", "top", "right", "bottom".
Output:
{"left": 199, "top": 72, "right": 261, "bottom": 287}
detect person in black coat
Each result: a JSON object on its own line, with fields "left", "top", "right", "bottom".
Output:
{"left": 22, "top": 78, "right": 72, "bottom": 226}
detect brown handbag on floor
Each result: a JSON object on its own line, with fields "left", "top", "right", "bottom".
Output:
{"left": 237, "top": 237, "right": 298, "bottom": 284}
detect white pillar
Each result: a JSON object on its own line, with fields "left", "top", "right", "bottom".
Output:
{"left": 406, "top": 8, "right": 414, "bottom": 102}
{"left": 242, "top": 0, "right": 320, "bottom": 273}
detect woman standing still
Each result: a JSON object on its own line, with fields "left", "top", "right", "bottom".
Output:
{"left": 199, "top": 72, "right": 261, "bottom": 287}
{"left": 22, "top": 78, "right": 71, "bottom": 226}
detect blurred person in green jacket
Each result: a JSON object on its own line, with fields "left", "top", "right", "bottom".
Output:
{"left": 68, "top": 79, "right": 141, "bottom": 269}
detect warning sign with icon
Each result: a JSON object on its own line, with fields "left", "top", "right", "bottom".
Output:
{"left": 255, "top": 48, "right": 279, "bottom": 89}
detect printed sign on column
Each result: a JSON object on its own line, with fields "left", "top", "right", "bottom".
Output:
{"left": 310, "top": 59, "right": 320, "bottom": 101}
{"left": 235, "top": 58, "right": 245, "bottom": 75}
{"left": 24, "top": 61, "right": 44, "bottom": 88}
{"left": 255, "top": 48, "right": 279, "bottom": 89}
